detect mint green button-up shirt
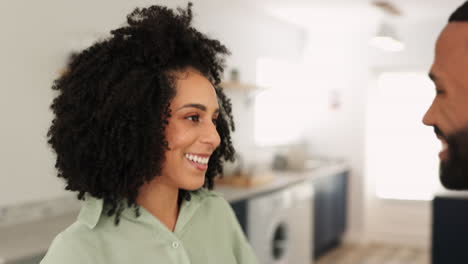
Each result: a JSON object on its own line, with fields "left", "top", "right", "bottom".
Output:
{"left": 40, "top": 189, "right": 257, "bottom": 264}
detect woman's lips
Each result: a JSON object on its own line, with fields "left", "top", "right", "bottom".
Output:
{"left": 184, "top": 153, "right": 209, "bottom": 171}
{"left": 186, "top": 158, "right": 208, "bottom": 171}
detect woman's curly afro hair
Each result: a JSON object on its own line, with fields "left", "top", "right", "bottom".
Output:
{"left": 47, "top": 3, "right": 235, "bottom": 225}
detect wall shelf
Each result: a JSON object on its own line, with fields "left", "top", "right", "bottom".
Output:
{"left": 219, "top": 81, "right": 263, "bottom": 91}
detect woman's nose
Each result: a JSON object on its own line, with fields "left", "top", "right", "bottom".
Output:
{"left": 201, "top": 121, "right": 221, "bottom": 150}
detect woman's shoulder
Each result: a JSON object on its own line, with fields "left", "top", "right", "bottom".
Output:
{"left": 40, "top": 221, "right": 98, "bottom": 264}
{"left": 193, "top": 187, "right": 223, "bottom": 198}
{"left": 192, "top": 188, "right": 228, "bottom": 206}
{"left": 191, "top": 188, "right": 234, "bottom": 216}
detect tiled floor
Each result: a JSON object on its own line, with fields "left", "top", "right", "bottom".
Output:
{"left": 316, "top": 243, "right": 430, "bottom": 264}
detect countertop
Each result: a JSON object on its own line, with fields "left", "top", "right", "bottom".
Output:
{"left": 215, "top": 161, "right": 349, "bottom": 202}
{"left": 0, "top": 161, "right": 350, "bottom": 263}
{"left": 434, "top": 189, "right": 468, "bottom": 199}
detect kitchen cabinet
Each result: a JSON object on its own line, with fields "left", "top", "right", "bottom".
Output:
{"left": 432, "top": 194, "right": 468, "bottom": 264}
{"left": 312, "top": 170, "right": 348, "bottom": 259}
{"left": 230, "top": 199, "right": 248, "bottom": 238}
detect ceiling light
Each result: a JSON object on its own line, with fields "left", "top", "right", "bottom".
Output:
{"left": 370, "top": 22, "right": 405, "bottom": 52}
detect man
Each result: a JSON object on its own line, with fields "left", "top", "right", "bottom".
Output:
{"left": 423, "top": 1, "right": 468, "bottom": 189}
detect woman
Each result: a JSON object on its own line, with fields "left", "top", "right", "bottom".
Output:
{"left": 41, "top": 3, "right": 257, "bottom": 264}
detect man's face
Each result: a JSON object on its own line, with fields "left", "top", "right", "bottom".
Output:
{"left": 423, "top": 22, "right": 468, "bottom": 189}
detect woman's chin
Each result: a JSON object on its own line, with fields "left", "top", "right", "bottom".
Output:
{"left": 180, "top": 178, "right": 205, "bottom": 191}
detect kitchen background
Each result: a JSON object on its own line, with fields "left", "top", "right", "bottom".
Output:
{"left": 1, "top": 0, "right": 467, "bottom": 263}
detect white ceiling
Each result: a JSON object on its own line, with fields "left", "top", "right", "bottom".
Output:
{"left": 388, "top": 0, "right": 466, "bottom": 18}
{"left": 239, "top": 0, "right": 466, "bottom": 27}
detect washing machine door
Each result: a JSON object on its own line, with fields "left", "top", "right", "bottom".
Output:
{"left": 270, "top": 220, "right": 289, "bottom": 263}
{"left": 248, "top": 189, "right": 292, "bottom": 264}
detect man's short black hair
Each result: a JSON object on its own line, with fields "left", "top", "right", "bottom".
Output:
{"left": 449, "top": 1, "right": 468, "bottom": 22}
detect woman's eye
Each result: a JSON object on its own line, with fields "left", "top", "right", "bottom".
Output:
{"left": 186, "top": 115, "right": 200, "bottom": 122}
{"left": 212, "top": 118, "right": 218, "bottom": 125}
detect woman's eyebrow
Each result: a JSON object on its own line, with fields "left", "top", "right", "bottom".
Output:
{"left": 177, "top": 103, "right": 206, "bottom": 111}
{"left": 176, "top": 103, "right": 219, "bottom": 113}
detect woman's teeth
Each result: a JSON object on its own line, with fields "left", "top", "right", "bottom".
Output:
{"left": 184, "top": 154, "right": 209, "bottom": 165}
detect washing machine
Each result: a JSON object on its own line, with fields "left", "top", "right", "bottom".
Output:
{"left": 247, "top": 181, "right": 314, "bottom": 264}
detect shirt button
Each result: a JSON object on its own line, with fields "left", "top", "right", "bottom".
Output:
{"left": 172, "top": 241, "right": 180, "bottom": 249}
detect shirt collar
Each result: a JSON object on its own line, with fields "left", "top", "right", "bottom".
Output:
{"left": 76, "top": 189, "right": 217, "bottom": 231}
{"left": 77, "top": 193, "right": 104, "bottom": 229}
{"left": 173, "top": 189, "right": 219, "bottom": 235}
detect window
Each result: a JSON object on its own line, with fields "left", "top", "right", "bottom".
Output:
{"left": 366, "top": 72, "right": 441, "bottom": 200}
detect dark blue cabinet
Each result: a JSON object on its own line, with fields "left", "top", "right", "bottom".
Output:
{"left": 230, "top": 199, "right": 248, "bottom": 238}
{"left": 313, "top": 171, "right": 348, "bottom": 259}
{"left": 432, "top": 196, "right": 468, "bottom": 264}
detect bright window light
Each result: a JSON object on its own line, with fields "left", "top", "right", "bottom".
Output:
{"left": 367, "top": 72, "right": 441, "bottom": 200}
{"left": 369, "top": 36, "right": 405, "bottom": 52}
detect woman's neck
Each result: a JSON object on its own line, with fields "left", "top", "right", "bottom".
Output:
{"left": 136, "top": 177, "right": 180, "bottom": 232}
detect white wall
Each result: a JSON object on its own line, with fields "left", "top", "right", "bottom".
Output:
{"left": 0, "top": 0, "right": 304, "bottom": 207}
{"left": 300, "top": 11, "right": 379, "bottom": 242}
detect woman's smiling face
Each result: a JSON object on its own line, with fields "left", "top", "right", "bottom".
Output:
{"left": 160, "top": 68, "right": 221, "bottom": 190}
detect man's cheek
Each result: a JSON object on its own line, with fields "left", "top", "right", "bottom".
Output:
{"left": 439, "top": 104, "right": 460, "bottom": 132}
